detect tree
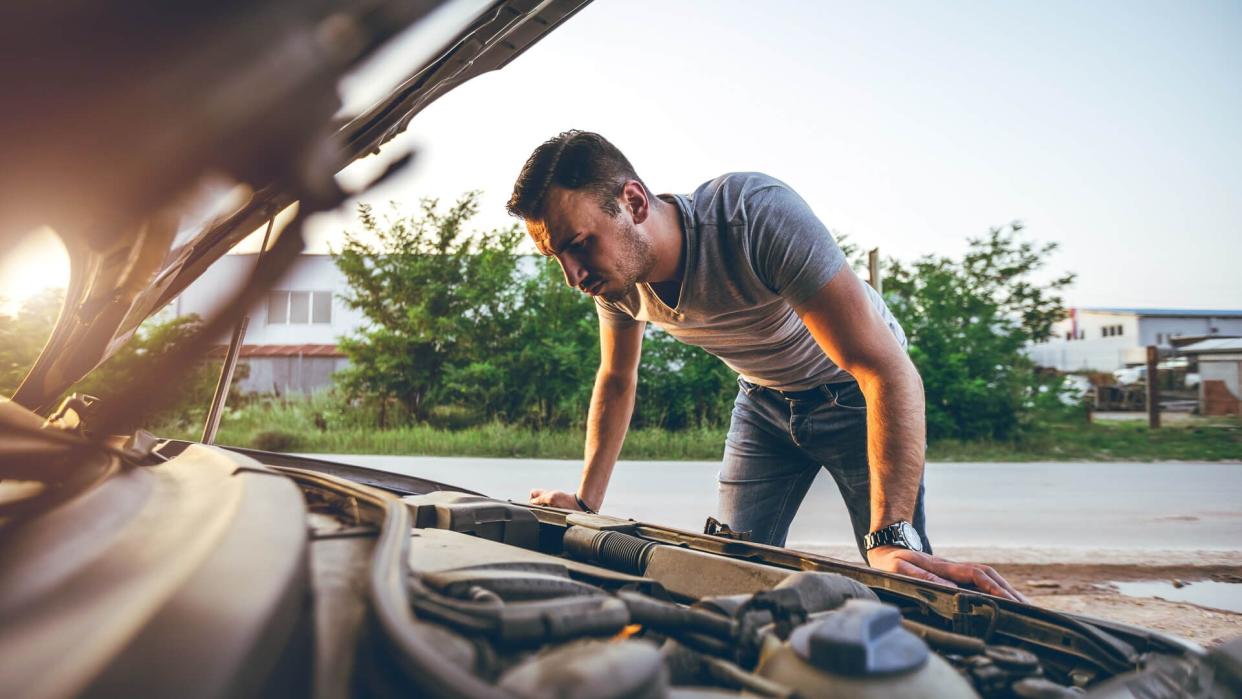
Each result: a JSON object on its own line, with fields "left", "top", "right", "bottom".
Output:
{"left": 0, "top": 289, "right": 65, "bottom": 398}
{"left": 883, "top": 222, "right": 1075, "bottom": 440}
{"left": 443, "top": 257, "right": 599, "bottom": 428}
{"left": 333, "top": 193, "right": 525, "bottom": 424}
{"left": 72, "top": 314, "right": 227, "bottom": 426}
{"left": 1, "top": 288, "right": 231, "bottom": 425}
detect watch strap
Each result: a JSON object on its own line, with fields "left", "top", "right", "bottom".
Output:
{"left": 863, "top": 521, "right": 916, "bottom": 551}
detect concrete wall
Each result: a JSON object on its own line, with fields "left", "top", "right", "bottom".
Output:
{"left": 1028, "top": 311, "right": 1145, "bottom": 371}
{"left": 238, "top": 356, "right": 350, "bottom": 396}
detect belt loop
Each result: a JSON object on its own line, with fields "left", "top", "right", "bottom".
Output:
{"left": 820, "top": 383, "right": 835, "bottom": 402}
{"left": 737, "top": 376, "right": 757, "bottom": 397}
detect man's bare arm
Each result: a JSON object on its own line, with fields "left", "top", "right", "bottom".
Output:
{"left": 796, "top": 268, "right": 925, "bottom": 530}
{"left": 796, "top": 267, "right": 1026, "bottom": 602}
{"left": 530, "top": 319, "right": 645, "bottom": 512}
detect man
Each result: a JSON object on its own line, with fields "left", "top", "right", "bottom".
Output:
{"left": 507, "top": 130, "right": 1024, "bottom": 602}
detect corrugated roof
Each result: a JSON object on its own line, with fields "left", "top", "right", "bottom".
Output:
{"left": 208, "top": 344, "right": 344, "bottom": 358}
{"left": 1079, "top": 307, "right": 1242, "bottom": 317}
{"left": 1179, "top": 338, "right": 1242, "bottom": 355}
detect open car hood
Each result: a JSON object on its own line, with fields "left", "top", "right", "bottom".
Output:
{"left": 3, "top": 0, "right": 591, "bottom": 412}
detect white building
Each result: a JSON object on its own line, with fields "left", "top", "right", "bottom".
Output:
{"left": 173, "top": 254, "right": 367, "bottom": 394}
{"left": 1027, "top": 307, "right": 1242, "bottom": 372}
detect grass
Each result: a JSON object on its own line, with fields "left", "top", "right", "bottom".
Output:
{"left": 153, "top": 397, "right": 1242, "bottom": 462}
{"left": 926, "top": 418, "right": 1242, "bottom": 462}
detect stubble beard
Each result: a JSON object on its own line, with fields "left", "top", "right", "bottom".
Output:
{"left": 600, "top": 217, "right": 656, "bottom": 302}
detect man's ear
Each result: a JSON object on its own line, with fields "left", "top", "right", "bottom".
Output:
{"left": 622, "top": 180, "right": 649, "bottom": 224}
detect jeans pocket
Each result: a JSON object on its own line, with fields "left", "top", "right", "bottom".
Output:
{"left": 828, "top": 382, "right": 868, "bottom": 412}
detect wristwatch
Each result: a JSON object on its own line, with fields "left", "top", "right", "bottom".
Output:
{"left": 862, "top": 521, "right": 924, "bottom": 553}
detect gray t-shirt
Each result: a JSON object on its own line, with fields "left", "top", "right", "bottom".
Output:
{"left": 596, "top": 172, "right": 905, "bottom": 391}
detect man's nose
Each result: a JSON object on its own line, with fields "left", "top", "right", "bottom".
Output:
{"left": 558, "top": 255, "right": 587, "bottom": 288}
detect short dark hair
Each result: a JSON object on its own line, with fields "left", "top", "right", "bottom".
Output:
{"left": 506, "top": 130, "right": 647, "bottom": 220}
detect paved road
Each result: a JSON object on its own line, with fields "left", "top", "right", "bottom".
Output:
{"left": 306, "top": 455, "right": 1242, "bottom": 559}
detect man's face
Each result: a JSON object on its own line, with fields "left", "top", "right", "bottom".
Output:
{"left": 526, "top": 185, "right": 654, "bottom": 301}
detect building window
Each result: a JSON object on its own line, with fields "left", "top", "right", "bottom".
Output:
{"left": 312, "top": 291, "right": 332, "bottom": 324}
{"left": 289, "top": 291, "right": 310, "bottom": 323}
{"left": 267, "top": 291, "right": 288, "bottom": 324}
{"left": 1116, "top": 324, "right": 1123, "bottom": 336}
{"left": 267, "top": 290, "right": 333, "bottom": 325}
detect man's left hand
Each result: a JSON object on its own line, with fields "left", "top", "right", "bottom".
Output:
{"left": 866, "top": 546, "right": 1029, "bottom": 603}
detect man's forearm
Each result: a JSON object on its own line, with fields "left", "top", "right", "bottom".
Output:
{"left": 578, "top": 370, "right": 637, "bottom": 511}
{"left": 855, "top": 357, "right": 926, "bottom": 531}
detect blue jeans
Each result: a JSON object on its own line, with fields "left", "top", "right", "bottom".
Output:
{"left": 716, "top": 377, "right": 932, "bottom": 560}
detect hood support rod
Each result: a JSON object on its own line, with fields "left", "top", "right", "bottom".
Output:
{"left": 202, "top": 316, "right": 248, "bottom": 445}
{"left": 202, "top": 214, "right": 274, "bottom": 444}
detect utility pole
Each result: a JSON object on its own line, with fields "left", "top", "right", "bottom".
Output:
{"left": 868, "top": 248, "right": 882, "bottom": 292}
{"left": 1146, "top": 345, "right": 1160, "bottom": 429}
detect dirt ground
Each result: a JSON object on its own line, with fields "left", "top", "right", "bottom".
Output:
{"left": 801, "top": 545, "right": 1242, "bottom": 647}
{"left": 995, "top": 562, "right": 1242, "bottom": 647}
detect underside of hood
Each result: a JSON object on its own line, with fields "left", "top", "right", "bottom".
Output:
{"left": 2, "top": 0, "right": 590, "bottom": 412}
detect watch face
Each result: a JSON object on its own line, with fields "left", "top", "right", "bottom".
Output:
{"left": 899, "top": 522, "right": 924, "bottom": 552}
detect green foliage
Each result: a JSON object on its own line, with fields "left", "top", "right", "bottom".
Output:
{"left": 634, "top": 327, "right": 736, "bottom": 430}
{"left": 444, "top": 257, "right": 598, "bottom": 428}
{"left": 333, "top": 195, "right": 738, "bottom": 431}
{"left": 253, "top": 429, "right": 302, "bottom": 452}
{"left": 1, "top": 288, "right": 240, "bottom": 428}
{"left": 883, "top": 222, "right": 1076, "bottom": 441}
{"left": 332, "top": 198, "right": 1076, "bottom": 443}
{"left": 333, "top": 194, "right": 526, "bottom": 424}
{"left": 5, "top": 205, "right": 1083, "bottom": 453}
{"left": 144, "top": 395, "right": 1240, "bottom": 461}
{"left": 335, "top": 195, "right": 604, "bottom": 429}
{"left": 0, "top": 289, "right": 65, "bottom": 397}
{"left": 71, "top": 313, "right": 231, "bottom": 426}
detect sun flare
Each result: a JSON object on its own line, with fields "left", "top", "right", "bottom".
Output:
{"left": 0, "top": 228, "right": 70, "bottom": 315}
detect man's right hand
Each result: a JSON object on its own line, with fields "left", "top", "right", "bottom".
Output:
{"left": 529, "top": 488, "right": 583, "bottom": 511}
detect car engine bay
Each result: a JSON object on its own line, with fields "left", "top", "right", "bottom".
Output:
{"left": 5, "top": 421, "right": 1235, "bottom": 699}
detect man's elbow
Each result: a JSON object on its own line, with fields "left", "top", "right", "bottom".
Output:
{"left": 844, "top": 351, "right": 921, "bottom": 395}
{"left": 595, "top": 368, "right": 638, "bottom": 396}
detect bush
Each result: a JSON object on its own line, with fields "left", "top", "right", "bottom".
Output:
{"left": 252, "top": 429, "right": 302, "bottom": 452}
{"left": 425, "top": 405, "right": 486, "bottom": 431}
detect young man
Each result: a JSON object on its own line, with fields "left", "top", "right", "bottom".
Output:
{"left": 507, "top": 130, "right": 1025, "bottom": 602}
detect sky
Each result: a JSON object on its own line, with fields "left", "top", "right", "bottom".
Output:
{"left": 3, "top": 0, "right": 1240, "bottom": 312}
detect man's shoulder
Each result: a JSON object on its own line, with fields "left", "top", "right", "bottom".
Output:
{"left": 693, "top": 171, "right": 790, "bottom": 200}
{"left": 687, "top": 172, "right": 798, "bottom": 226}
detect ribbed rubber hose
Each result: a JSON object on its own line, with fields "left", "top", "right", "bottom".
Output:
{"left": 562, "top": 526, "right": 658, "bottom": 575}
